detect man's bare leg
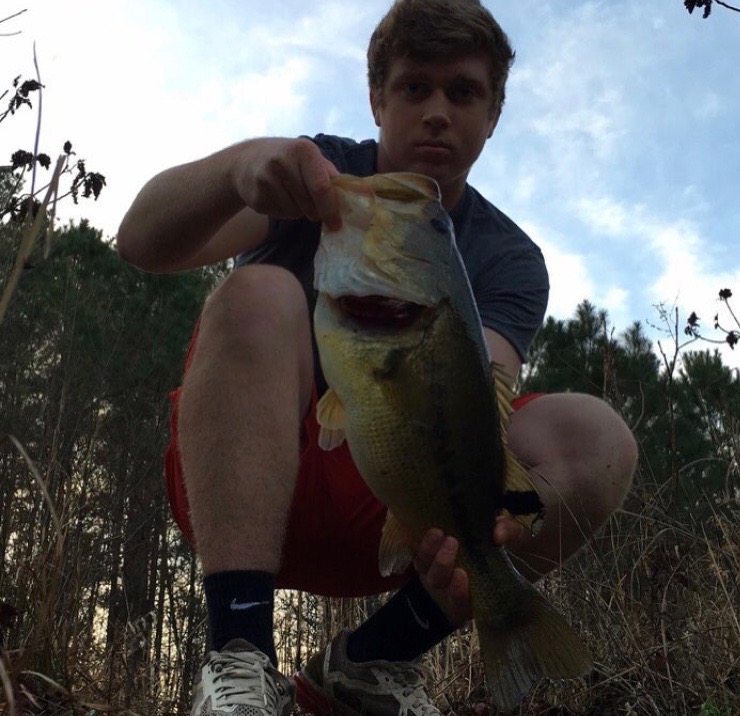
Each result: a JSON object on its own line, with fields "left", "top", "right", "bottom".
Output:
{"left": 504, "top": 392, "right": 638, "bottom": 580}
{"left": 177, "top": 264, "right": 313, "bottom": 659}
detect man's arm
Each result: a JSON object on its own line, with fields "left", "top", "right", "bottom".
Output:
{"left": 116, "top": 137, "right": 341, "bottom": 273}
{"left": 484, "top": 327, "right": 522, "bottom": 388}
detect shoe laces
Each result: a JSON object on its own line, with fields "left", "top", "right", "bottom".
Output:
{"left": 374, "top": 662, "right": 441, "bottom": 716}
{"left": 208, "top": 651, "right": 284, "bottom": 712}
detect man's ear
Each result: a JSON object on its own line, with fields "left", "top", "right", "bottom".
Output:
{"left": 487, "top": 105, "right": 502, "bottom": 139}
{"left": 369, "top": 88, "right": 382, "bottom": 127}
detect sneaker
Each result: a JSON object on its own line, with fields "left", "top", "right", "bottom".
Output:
{"left": 191, "top": 639, "right": 295, "bottom": 716}
{"left": 293, "top": 629, "right": 441, "bottom": 716}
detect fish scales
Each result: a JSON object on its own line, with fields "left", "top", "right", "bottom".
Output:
{"left": 313, "top": 172, "right": 592, "bottom": 712}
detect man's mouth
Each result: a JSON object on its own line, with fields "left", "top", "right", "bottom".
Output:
{"left": 416, "top": 140, "right": 452, "bottom": 151}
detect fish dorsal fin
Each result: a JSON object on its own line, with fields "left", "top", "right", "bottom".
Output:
{"left": 492, "top": 362, "right": 546, "bottom": 536}
{"left": 493, "top": 362, "right": 517, "bottom": 420}
{"left": 378, "top": 511, "right": 416, "bottom": 577}
{"left": 316, "top": 388, "right": 347, "bottom": 451}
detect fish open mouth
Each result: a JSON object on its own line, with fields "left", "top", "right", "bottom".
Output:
{"left": 336, "top": 295, "right": 425, "bottom": 329}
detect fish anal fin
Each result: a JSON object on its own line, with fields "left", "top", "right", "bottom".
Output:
{"left": 316, "top": 388, "right": 347, "bottom": 451}
{"left": 477, "top": 587, "right": 593, "bottom": 712}
{"left": 378, "top": 511, "right": 416, "bottom": 577}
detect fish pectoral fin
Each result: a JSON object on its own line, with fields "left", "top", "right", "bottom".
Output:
{"left": 316, "top": 388, "right": 347, "bottom": 451}
{"left": 379, "top": 511, "right": 416, "bottom": 577}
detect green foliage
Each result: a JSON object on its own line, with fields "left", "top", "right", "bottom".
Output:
{"left": 684, "top": 0, "right": 740, "bottom": 19}
{"left": 699, "top": 699, "right": 733, "bottom": 716}
{"left": 521, "top": 299, "right": 739, "bottom": 513}
{"left": 0, "top": 75, "right": 42, "bottom": 123}
{"left": 1, "top": 74, "right": 105, "bottom": 226}
{"left": 2, "top": 220, "right": 210, "bottom": 388}
{"left": 685, "top": 288, "right": 740, "bottom": 350}
{"left": 0, "top": 219, "right": 217, "bottom": 684}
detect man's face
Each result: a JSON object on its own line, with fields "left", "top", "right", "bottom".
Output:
{"left": 371, "top": 54, "right": 500, "bottom": 204}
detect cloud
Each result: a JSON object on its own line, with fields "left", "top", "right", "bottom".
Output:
{"left": 1, "top": 0, "right": 351, "bottom": 237}
{"left": 694, "top": 91, "right": 723, "bottom": 121}
{"left": 519, "top": 220, "right": 631, "bottom": 323}
{"left": 574, "top": 194, "right": 725, "bottom": 307}
{"left": 1, "top": 0, "right": 737, "bottom": 375}
{"left": 571, "top": 194, "right": 740, "bottom": 366}
{"left": 573, "top": 196, "right": 629, "bottom": 237}
{"left": 505, "top": 3, "right": 648, "bottom": 190}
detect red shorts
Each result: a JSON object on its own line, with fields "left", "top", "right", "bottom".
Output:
{"left": 164, "top": 323, "right": 543, "bottom": 597}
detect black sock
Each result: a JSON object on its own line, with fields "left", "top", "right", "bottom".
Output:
{"left": 346, "top": 575, "right": 456, "bottom": 663}
{"left": 203, "top": 570, "right": 276, "bottom": 666}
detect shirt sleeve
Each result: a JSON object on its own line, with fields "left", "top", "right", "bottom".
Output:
{"left": 473, "top": 242, "right": 549, "bottom": 363}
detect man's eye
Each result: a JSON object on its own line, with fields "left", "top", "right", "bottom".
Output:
{"left": 403, "top": 82, "right": 426, "bottom": 98}
{"left": 451, "top": 86, "right": 475, "bottom": 102}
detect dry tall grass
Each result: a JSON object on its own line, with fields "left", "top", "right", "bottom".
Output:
{"left": 272, "top": 472, "right": 738, "bottom": 715}
{"left": 1, "top": 443, "right": 738, "bottom": 716}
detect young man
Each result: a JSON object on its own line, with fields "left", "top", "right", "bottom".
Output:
{"left": 117, "top": 1, "right": 637, "bottom": 715}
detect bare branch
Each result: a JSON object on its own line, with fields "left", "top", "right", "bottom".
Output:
{"left": 0, "top": 9, "right": 27, "bottom": 25}
{"left": 29, "top": 43, "right": 43, "bottom": 212}
{"left": 0, "top": 154, "right": 66, "bottom": 323}
{"left": 716, "top": 0, "right": 740, "bottom": 12}
{"left": 0, "top": 8, "right": 26, "bottom": 36}
{"left": 0, "top": 8, "right": 26, "bottom": 37}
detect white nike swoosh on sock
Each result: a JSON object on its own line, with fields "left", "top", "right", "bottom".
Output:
{"left": 405, "top": 595, "right": 430, "bottom": 630}
{"left": 229, "top": 598, "right": 271, "bottom": 611}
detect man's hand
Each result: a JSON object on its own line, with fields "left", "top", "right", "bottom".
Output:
{"left": 234, "top": 137, "right": 342, "bottom": 231}
{"left": 414, "top": 515, "right": 526, "bottom": 626}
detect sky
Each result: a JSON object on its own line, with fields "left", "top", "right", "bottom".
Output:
{"left": 2, "top": 0, "right": 740, "bottom": 368}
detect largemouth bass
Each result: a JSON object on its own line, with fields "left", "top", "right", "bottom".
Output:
{"left": 313, "top": 172, "right": 592, "bottom": 711}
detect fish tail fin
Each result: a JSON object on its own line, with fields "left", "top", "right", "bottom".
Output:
{"left": 477, "top": 587, "right": 593, "bottom": 712}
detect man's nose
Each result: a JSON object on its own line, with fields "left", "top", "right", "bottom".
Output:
{"left": 422, "top": 92, "right": 452, "bottom": 129}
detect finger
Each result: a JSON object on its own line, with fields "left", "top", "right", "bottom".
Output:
{"left": 413, "top": 528, "right": 446, "bottom": 575}
{"left": 277, "top": 161, "right": 319, "bottom": 221}
{"left": 493, "top": 514, "right": 525, "bottom": 546}
{"left": 301, "top": 154, "right": 342, "bottom": 231}
{"left": 423, "top": 536, "right": 459, "bottom": 590}
{"left": 252, "top": 154, "right": 310, "bottom": 220}
{"left": 449, "top": 568, "right": 470, "bottom": 613}
{"left": 259, "top": 141, "right": 328, "bottom": 221}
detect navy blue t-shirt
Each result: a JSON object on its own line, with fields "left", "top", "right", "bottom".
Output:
{"left": 236, "top": 134, "right": 549, "bottom": 386}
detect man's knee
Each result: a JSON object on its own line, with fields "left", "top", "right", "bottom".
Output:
{"left": 192, "top": 265, "right": 314, "bottom": 411}
{"left": 591, "top": 402, "right": 636, "bottom": 526}
{"left": 511, "top": 392, "right": 637, "bottom": 525}
{"left": 201, "top": 264, "right": 311, "bottom": 342}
